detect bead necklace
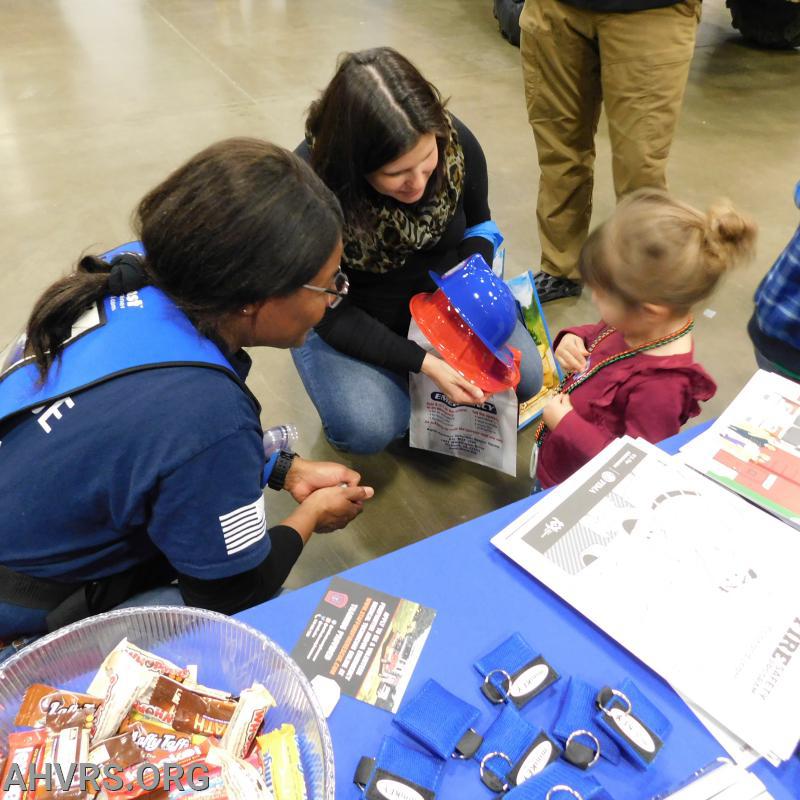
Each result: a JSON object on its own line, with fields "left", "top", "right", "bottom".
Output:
{"left": 533, "top": 318, "right": 695, "bottom": 449}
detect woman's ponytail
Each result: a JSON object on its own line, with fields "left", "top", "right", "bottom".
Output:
{"left": 25, "top": 255, "right": 112, "bottom": 379}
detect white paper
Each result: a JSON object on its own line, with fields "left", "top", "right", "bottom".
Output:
{"left": 680, "top": 369, "right": 800, "bottom": 530}
{"left": 408, "top": 321, "right": 517, "bottom": 476}
{"left": 651, "top": 759, "right": 773, "bottom": 800}
{"left": 491, "top": 437, "right": 800, "bottom": 762}
{"left": 677, "top": 696, "right": 763, "bottom": 769}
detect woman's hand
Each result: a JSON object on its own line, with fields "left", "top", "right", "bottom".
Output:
{"left": 555, "top": 333, "right": 588, "bottom": 373}
{"left": 421, "top": 354, "right": 487, "bottom": 405}
{"left": 283, "top": 456, "right": 361, "bottom": 503}
{"left": 542, "top": 394, "right": 573, "bottom": 431}
{"left": 286, "top": 485, "right": 375, "bottom": 538}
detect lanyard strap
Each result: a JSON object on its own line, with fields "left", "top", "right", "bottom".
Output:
{"left": 501, "top": 761, "right": 610, "bottom": 800}
{"left": 594, "top": 678, "right": 671, "bottom": 769}
{"left": 355, "top": 737, "right": 444, "bottom": 800}
{"left": 393, "top": 679, "right": 483, "bottom": 760}
{"left": 553, "top": 677, "right": 621, "bottom": 766}
{"left": 474, "top": 633, "right": 560, "bottom": 708}
{"left": 534, "top": 319, "right": 695, "bottom": 447}
{"left": 475, "top": 704, "right": 555, "bottom": 793}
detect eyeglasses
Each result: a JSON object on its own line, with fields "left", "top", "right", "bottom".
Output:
{"left": 302, "top": 270, "right": 349, "bottom": 309}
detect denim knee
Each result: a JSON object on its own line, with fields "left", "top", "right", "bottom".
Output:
{"left": 323, "top": 402, "right": 409, "bottom": 454}
{"left": 517, "top": 352, "right": 544, "bottom": 399}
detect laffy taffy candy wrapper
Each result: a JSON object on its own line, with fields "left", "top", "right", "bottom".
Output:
{"left": 15, "top": 684, "right": 103, "bottom": 732}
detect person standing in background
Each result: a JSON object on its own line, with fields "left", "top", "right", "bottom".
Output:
{"left": 520, "top": 0, "right": 702, "bottom": 302}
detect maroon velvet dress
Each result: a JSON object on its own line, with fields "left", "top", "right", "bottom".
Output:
{"left": 537, "top": 321, "right": 716, "bottom": 489}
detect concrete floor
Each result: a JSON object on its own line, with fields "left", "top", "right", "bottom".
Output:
{"left": 1, "top": 1, "right": 799, "bottom": 588}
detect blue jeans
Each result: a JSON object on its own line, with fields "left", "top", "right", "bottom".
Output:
{"left": 292, "top": 331, "right": 411, "bottom": 454}
{"left": 0, "top": 585, "right": 185, "bottom": 665}
{"left": 292, "top": 318, "right": 544, "bottom": 454}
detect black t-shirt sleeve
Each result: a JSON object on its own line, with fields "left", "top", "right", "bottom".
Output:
{"left": 176, "top": 525, "right": 303, "bottom": 615}
{"left": 315, "top": 301, "right": 427, "bottom": 373}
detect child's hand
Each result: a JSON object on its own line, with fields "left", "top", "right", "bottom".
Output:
{"left": 543, "top": 394, "right": 573, "bottom": 431}
{"left": 555, "top": 333, "right": 589, "bottom": 373}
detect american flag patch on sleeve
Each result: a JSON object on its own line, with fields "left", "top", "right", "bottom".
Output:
{"left": 218, "top": 495, "right": 266, "bottom": 555}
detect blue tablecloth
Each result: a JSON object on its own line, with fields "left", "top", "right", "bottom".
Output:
{"left": 239, "top": 424, "right": 800, "bottom": 799}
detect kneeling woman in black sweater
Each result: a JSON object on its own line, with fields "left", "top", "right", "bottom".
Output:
{"left": 294, "top": 47, "right": 543, "bottom": 454}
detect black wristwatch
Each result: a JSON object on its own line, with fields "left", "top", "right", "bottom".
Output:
{"left": 267, "top": 450, "right": 297, "bottom": 491}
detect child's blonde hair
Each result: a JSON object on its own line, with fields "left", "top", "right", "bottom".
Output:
{"left": 579, "top": 189, "right": 757, "bottom": 315}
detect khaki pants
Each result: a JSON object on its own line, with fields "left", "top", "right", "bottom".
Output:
{"left": 520, "top": 0, "right": 701, "bottom": 280}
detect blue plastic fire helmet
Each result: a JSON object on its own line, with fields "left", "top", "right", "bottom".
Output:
{"left": 430, "top": 254, "right": 517, "bottom": 368}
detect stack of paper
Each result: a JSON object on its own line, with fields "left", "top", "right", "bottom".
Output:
{"left": 651, "top": 759, "right": 773, "bottom": 799}
{"left": 491, "top": 434, "right": 800, "bottom": 765}
{"left": 680, "top": 370, "right": 800, "bottom": 530}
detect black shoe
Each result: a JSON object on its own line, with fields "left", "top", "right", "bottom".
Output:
{"left": 534, "top": 271, "right": 582, "bottom": 303}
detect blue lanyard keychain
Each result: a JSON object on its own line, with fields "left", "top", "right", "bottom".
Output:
{"left": 553, "top": 677, "right": 622, "bottom": 767}
{"left": 354, "top": 737, "right": 445, "bottom": 800}
{"left": 594, "top": 679, "right": 671, "bottom": 769}
{"left": 499, "top": 761, "right": 614, "bottom": 800}
{"left": 475, "top": 633, "right": 560, "bottom": 708}
{"left": 393, "top": 679, "right": 483, "bottom": 760}
{"left": 476, "top": 703, "right": 561, "bottom": 793}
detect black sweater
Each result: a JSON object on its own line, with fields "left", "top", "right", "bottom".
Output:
{"left": 296, "top": 117, "right": 494, "bottom": 375}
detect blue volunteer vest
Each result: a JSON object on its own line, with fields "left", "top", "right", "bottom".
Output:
{"left": 0, "top": 239, "right": 261, "bottom": 434}
{"left": 0, "top": 242, "right": 282, "bottom": 486}
{"left": 0, "top": 284, "right": 260, "bottom": 427}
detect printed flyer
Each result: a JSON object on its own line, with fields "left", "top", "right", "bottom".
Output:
{"left": 491, "top": 436, "right": 800, "bottom": 764}
{"left": 680, "top": 369, "right": 800, "bottom": 529}
{"left": 291, "top": 578, "right": 436, "bottom": 713}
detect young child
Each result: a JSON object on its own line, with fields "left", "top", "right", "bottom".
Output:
{"left": 534, "top": 189, "right": 757, "bottom": 489}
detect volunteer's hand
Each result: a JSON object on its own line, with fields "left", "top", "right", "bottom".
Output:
{"left": 421, "top": 354, "right": 487, "bottom": 406}
{"left": 287, "top": 485, "right": 375, "bottom": 537}
{"left": 284, "top": 456, "right": 361, "bottom": 503}
{"left": 555, "top": 333, "right": 589, "bottom": 373}
{"left": 542, "top": 394, "right": 573, "bottom": 431}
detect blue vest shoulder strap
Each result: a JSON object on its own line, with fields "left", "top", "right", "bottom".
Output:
{"left": 0, "top": 284, "right": 259, "bottom": 427}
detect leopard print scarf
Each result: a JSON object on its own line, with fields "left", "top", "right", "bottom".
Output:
{"left": 318, "top": 115, "right": 465, "bottom": 274}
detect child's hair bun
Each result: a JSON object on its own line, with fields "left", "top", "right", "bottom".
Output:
{"left": 703, "top": 202, "right": 757, "bottom": 275}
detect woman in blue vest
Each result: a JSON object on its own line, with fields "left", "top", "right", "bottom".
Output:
{"left": 0, "top": 138, "right": 373, "bottom": 654}
{"left": 292, "top": 48, "right": 544, "bottom": 454}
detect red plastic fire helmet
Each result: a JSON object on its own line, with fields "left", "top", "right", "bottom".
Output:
{"left": 410, "top": 288, "right": 520, "bottom": 393}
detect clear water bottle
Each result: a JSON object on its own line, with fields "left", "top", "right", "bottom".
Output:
{"left": 262, "top": 424, "right": 299, "bottom": 458}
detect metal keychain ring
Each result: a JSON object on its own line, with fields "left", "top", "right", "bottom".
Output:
{"left": 566, "top": 728, "right": 601, "bottom": 769}
{"left": 598, "top": 688, "right": 632, "bottom": 716}
{"left": 479, "top": 751, "right": 513, "bottom": 792}
{"left": 483, "top": 668, "right": 513, "bottom": 703}
{"left": 545, "top": 786, "right": 584, "bottom": 800}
